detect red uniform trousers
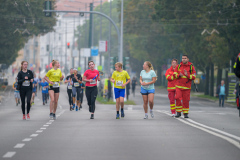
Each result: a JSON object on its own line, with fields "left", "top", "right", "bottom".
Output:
{"left": 175, "top": 88, "right": 191, "bottom": 114}
{"left": 168, "top": 91, "right": 176, "bottom": 114}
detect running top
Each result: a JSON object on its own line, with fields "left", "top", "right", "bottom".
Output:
{"left": 111, "top": 70, "right": 130, "bottom": 89}
{"left": 13, "top": 82, "right": 19, "bottom": 92}
{"left": 40, "top": 82, "right": 49, "bottom": 93}
{"left": 84, "top": 69, "right": 99, "bottom": 87}
{"left": 140, "top": 70, "right": 157, "bottom": 90}
{"left": 32, "top": 80, "right": 37, "bottom": 92}
{"left": 71, "top": 74, "right": 82, "bottom": 88}
{"left": 46, "top": 69, "right": 62, "bottom": 87}
{"left": 17, "top": 70, "right": 34, "bottom": 90}
{"left": 66, "top": 75, "right": 73, "bottom": 89}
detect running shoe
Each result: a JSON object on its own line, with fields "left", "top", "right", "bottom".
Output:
{"left": 90, "top": 114, "right": 94, "bottom": 119}
{"left": 16, "top": 103, "right": 18, "bottom": 106}
{"left": 172, "top": 114, "right": 175, "bottom": 117}
{"left": 116, "top": 114, "right": 120, "bottom": 119}
{"left": 144, "top": 115, "right": 148, "bottom": 119}
{"left": 76, "top": 106, "right": 78, "bottom": 111}
{"left": 43, "top": 102, "right": 45, "bottom": 105}
{"left": 72, "top": 104, "right": 75, "bottom": 110}
{"left": 23, "top": 114, "right": 26, "bottom": 120}
{"left": 121, "top": 110, "right": 125, "bottom": 118}
{"left": 49, "top": 113, "right": 53, "bottom": 119}
{"left": 79, "top": 106, "right": 81, "bottom": 110}
{"left": 70, "top": 106, "right": 72, "bottom": 111}
{"left": 27, "top": 113, "right": 30, "bottom": 120}
{"left": 80, "top": 105, "right": 82, "bottom": 109}
{"left": 150, "top": 110, "right": 154, "bottom": 118}
{"left": 53, "top": 114, "right": 56, "bottom": 120}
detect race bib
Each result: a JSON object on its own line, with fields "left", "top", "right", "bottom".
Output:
{"left": 42, "top": 87, "right": 46, "bottom": 91}
{"left": 22, "top": 80, "right": 30, "bottom": 87}
{"left": 74, "top": 82, "right": 80, "bottom": 87}
{"left": 116, "top": 81, "right": 123, "bottom": 86}
{"left": 68, "top": 85, "right": 72, "bottom": 89}
{"left": 53, "top": 82, "right": 59, "bottom": 88}
{"left": 90, "top": 80, "right": 96, "bottom": 85}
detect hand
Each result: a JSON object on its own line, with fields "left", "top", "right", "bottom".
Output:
{"left": 30, "top": 79, "right": 33, "bottom": 82}
{"left": 25, "top": 76, "right": 28, "bottom": 79}
{"left": 50, "top": 81, "right": 54, "bottom": 85}
{"left": 70, "top": 82, "right": 73, "bottom": 85}
{"left": 184, "top": 70, "right": 188, "bottom": 76}
{"left": 89, "top": 79, "right": 93, "bottom": 83}
{"left": 111, "top": 80, "right": 115, "bottom": 83}
{"left": 179, "top": 73, "right": 183, "bottom": 77}
{"left": 141, "top": 82, "right": 147, "bottom": 86}
{"left": 122, "top": 84, "right": 126, "bottom": 87}
{"left": 62, "top": 75, "right": 64, "bottom": 79}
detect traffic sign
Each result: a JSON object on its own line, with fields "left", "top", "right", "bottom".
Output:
{"left": 91, "top": 47, "right": 98, "bottom": 56}
{"left": 99, "top": 41, "right": 107, "bottom": 52}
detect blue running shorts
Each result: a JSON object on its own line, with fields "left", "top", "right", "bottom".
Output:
{"left": 140, "top": 87, "right": 155, "bottom": 95}
{"left": 114, "top": 88, "right": 125, "bottom": 99}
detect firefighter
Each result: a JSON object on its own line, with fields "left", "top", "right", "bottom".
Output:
{"left": 174, "top": 55, "right": 196, "bottom": 118}
{"left": 165, "top": 58, "right": 179, "bottom": 117}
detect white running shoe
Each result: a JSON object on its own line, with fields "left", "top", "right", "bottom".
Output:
{"left": 144, "top": 115, "right": 148, "bottom": 119}
{"left": 150, "top": 111, "right": 154, "bottom": 118}
{"left": 172, "top": 114, "right": 175, "bottom": 117}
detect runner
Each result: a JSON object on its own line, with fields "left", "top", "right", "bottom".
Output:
{"left": 31, "top": 77, "right": 37, "bottom": 105}
{"left": 70, "top": 69, "right": 82, "bottom": 111}
{"left": 40, "top": 78, "right": 49, "bottom": 105}
{"left": 38, "top": 76, "right": 42, "bottom": 90}
{"left": 17, "top": 61, "right": 34, "bottom": 120}
{"left": 44, "top": 60, "right": 64, "bottom": 120}
{"left": 80, "top": 82, "right": 85, "bottom": 109}
{"left": 140, "top": 61, "right": 157, "bottom": 119}
{"left": 165, "top": 59, "right": 178, "bottom": 117}
{"left": 111, "top": 62, "right": 131, "bottom": 119}
{"left": 64, "top": 68, "right": 73, "bottom": 111}
{"left": 12, "top": 77, "right": 20, "bottom": 106}
{"left": 82, "top": 61, "right": 100, "bottom": 119}
{"left": 33, "top": 74, "right": 39, "bottom": 96}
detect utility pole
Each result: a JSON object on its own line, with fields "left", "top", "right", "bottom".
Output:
{"left": 99, "top": 0, "right": 102, "bottom": 67}
{"left": 108, "top": 0, "right": 112, "bottom": 74}
{"left": 72, "top": 16, "right": 75, "bottom": 68}
{"left": 88, "top": 3, "right": 93, "bottom": 62}
{"left": 84, "top": 3, "right": 88, "bottom": 71}
{"left": 78, "top": 9, "right": 81, "bottom": 69}
{"left": 120, "top": 0, "right": 124, "bottom": 63}
{"left": 65, "top": 22, "right": 67, "bottom": 75}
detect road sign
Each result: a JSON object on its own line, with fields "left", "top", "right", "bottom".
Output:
{"left": 99, "top": 41, "right": 108, "bottom": 52}
{"left": 91, "top": 47, "right": 98, "bottom": 56}
{"left": 97, "top": 65, "right": 103, "bottom": 71}
{"left": 81, "top": 48, "right": 91, "bottom": 57}
{"left": 73, "top": 49, "right": 78, "bottom": 57}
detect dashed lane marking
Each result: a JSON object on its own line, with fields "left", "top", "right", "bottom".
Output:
{"left": 36, "top": 130, "right": 43, "bottom": 133}
{"left": 40, "top": 128, "right": 46, "bottom": 130}
{"left": 3, "top": 152, "right": 16, "bottom": 158}
{"left": 14, "top": 143, "right": 25, "bottom": 148}
{"left": 30, "top": 134, "right": 38, "bottom": 137}
{"left": 22, "top": 138, "right": 32, "bottom": 142}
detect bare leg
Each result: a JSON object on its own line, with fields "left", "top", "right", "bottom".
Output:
{"left": 49, "top": 90, "right": 55, "bottom": 113}
{"left": 142, "top": 95, "right": 148, "bottom": 113}
{"left": 53, "top": 93, "right": 59, "bottom": 113}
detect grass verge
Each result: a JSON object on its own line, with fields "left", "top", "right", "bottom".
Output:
{"left": 192, "top": 94, "right": 219, "bottom": 101}
{"left": 96, "top": 96, "right": 136, "bottom": 105}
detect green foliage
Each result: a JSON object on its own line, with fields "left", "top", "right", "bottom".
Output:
{"left": 0, "top": 0, "right": 57, "bottom": 65}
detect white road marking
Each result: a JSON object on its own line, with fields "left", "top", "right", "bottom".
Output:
{"left": 128, "top": 105, "right": 133, "bottom": 110}
{"left": 22, "top": 138, "right": 32, "bottom": 142}
{"left": 46, "top": 123, "right": 52, "bottom": 125}
{"left": 3, "top": 152, "right": 16, "bottom": 158}
{"left": 157, "top": 110, "right": 240, "bottom": 149}
{"left": 40, "top": 128, "right": 46, "bottom": 130}
{"left": 59, "top": 105, "right": 63, "bottom": 110}
{"left": 30, "top": 134, "right": 38, "bottom": 137}
{"left": 49, "top": 120, "right": 54, "bottom": 122}
{"left": 36, "top": 130, "right": 43, "bottom": 133}
{"left": 43, "top": 125, "right": 49, "bottom": 127}
{"left": 14, "top": 143, "right": 25, "bottom": 148}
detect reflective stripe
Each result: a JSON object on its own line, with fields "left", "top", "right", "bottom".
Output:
{"left": 176, "top": 85, "right": 191, "bottom": 89}
{"left": 171, "top": 76, "right": 174, "bottom": 80}
{"left": 181, "top": 76, "right": 188, "bottom": 79}
{"left": 166, "top": 75, "right": 170, "bottom": 79}
{"left": 170, "top": 104, "right": 175, "bottom": 106}
{"left": 171, "top": 107, "right": 176, "bottom": 110}
{"left": 167, "top": 87, "right": 176, "bottom": 90}
{"left": 173, "top": 72, "right": 178, "bottom": 74}
{"left": 183, "top": 110, "right": 189, "bottom": 113}
{"left": 189, "top": 75, "right": 193, "bottom": 79}
{"left": 234, "top": 62, "right": 237, "bottom": 68}
{"left": 176, "top": 106, "right": 182, "bottom": 109}
{"left": 183, "top": 108, "right": 189, "bottom": 111}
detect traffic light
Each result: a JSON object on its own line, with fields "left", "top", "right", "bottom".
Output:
{"left": 67, "top": 42, "right": 70, "bottom": 49}
{"left": 123, "top": 57, "right": 129, "bottom": 70}
{"left": 44, "top": 1, "right": 52, "bottom": 17}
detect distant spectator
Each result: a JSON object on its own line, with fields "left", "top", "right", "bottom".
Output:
{"left": 131, "top": 77, "right": 137, "bottom": 97}
{"left": 216, "top": 80, "right": 226, "bottom": 107}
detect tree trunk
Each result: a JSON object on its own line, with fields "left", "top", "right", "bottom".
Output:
{"left": 205, "top": 66, "right": 210, "bottom": 95}
{"left": 216, "top": 68, "right": 222, "bottom": 96}
{"left": 210, "top": 63, "right": 214, "bottom": 97}
{"left": 225, "top": 70, "right": 229, "bottom": 97}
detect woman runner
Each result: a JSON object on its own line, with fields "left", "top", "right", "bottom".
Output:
{"left": 17, "top": 61, "right": 34, "bottom": 120}
{"left": 44, "top": 60, "right": 64, "bottom": 120}
{"left": 82, "top": 61, "right": 100, "bottom": 119}
{"left": 140, "top": 61, "right": 157, "bottom": 119}
{"left": 12, "top": 77, "right": 20, "bottom": 106}
{"left": 65, "top": 68, "right": 74, "bottom": 111}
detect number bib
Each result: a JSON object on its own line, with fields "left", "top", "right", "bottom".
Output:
{"left": 74, "top": 82, "right": 80, "bottom": 87}
{"left": 53, "top": 82, "right": 59, "bottom": 88}
{"left": 116, "top": 81, "right": 123, "bottom": 86}
{"left": 42, "top": 87, "right": 46, "bottom": 91}
{"left": 90, "top": 80, "right": 96, "bottom": 85}
{"left": 22, "top": 80, "right": 30, "bottom": 87}
{"left": 68, "top": 85, "right": 72, "bottom": 89}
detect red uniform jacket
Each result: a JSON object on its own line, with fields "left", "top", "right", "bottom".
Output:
{"left": 174, "top": 62, "right": 196, "bottom": 90}
{"left": 165, "top": 66, "right": 177, "bottom": 91}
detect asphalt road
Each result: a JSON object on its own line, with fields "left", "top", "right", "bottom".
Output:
{"left": 0, "top": 83, "right": 240, "bottom": 160}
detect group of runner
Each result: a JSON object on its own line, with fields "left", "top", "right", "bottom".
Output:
{"left": 16, "top": 59, "right": 159, "bottom": 120}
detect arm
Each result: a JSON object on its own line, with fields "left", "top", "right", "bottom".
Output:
{"left": 78, "top": 75, "right": 83, "bottom": 84}
{"left": 110, "top": 78, "right": 115, "bottom": 83}
{"left": 82, "top": 75, "right": 93, "bottom": 83}
{"left": 17, "top": 72, "right": 25, "bottom": 84}
{"left": 12, "top": 83, "right": 16, "bottom": 90}
{"left": 123, "top": 78, "right": 131, "bottom": 87}
{"left": 97, "top": 75, "right": 101, "bottom": 81}
{"left": 44, "top": 76, "right": 53, "bottom": 85}
{"left": 64, "top": 77, "right": 69, "bottom": 84}
{"left": 186, "top": 65, "right": 196, "bottom": 80}
{"left": 146, "top": 77, "right": 157, "bottom": 85}
{"left": 139, "top": 76, "right": 143, "bottom": 85}
{"left": 165, "top": 69, "right": 174, "bottom": 81}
